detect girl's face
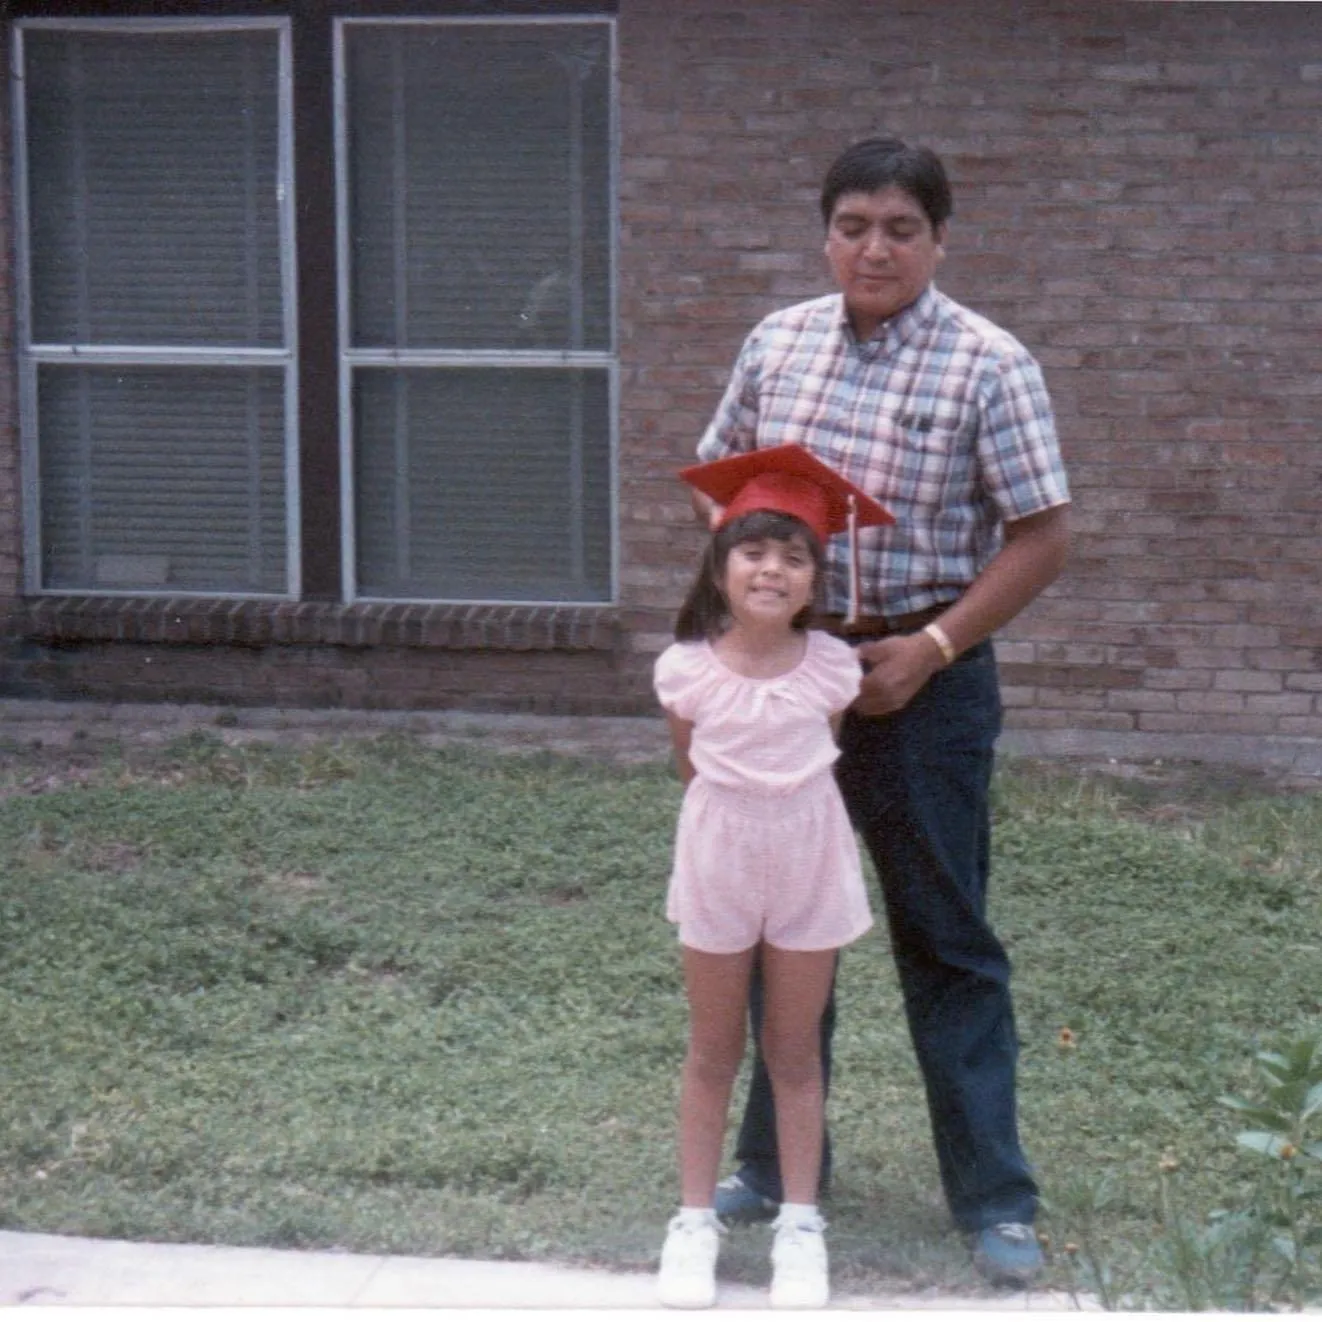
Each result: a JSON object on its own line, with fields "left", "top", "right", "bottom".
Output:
{"left": 718, "top": 533, "right": 817, "bottom": 630}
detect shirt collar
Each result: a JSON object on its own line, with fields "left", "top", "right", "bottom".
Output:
{"left": 836, "top": 284, "right": 940, "bottom": 352}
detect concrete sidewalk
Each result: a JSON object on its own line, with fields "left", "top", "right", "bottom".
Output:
{"left": 0, "top": 1228, "right": 1091, "bottom": 1314}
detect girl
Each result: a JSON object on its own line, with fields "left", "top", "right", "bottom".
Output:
{"left": 653, "top": 445, "right": 891, "bottom": 1310}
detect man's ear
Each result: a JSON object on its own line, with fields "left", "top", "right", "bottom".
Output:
{"left": 933, "top": 222, "right": 948, "bottom": 262}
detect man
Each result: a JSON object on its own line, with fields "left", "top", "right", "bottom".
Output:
{"left": 687, "top": 137, "right": 1070, "bottom": 1285}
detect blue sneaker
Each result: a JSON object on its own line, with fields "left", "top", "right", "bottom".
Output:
{"left": 972, "top": 1222, "right": 1044, "bottom": 1286}
{"left": 713, "top": 1173, "right": 779, "bottom": 1227}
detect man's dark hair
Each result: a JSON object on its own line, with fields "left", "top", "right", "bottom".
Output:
{"left": 819, "top": 137, "right": 953, "bottom": 230}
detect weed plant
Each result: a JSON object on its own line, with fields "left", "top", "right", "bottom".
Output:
{"left": 1, "top": 735, "right": 1319, "bottom": 1300}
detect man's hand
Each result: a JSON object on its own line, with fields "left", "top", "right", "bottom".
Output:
{"left": 853, "top": 632, "right": 945, "bottom": 716}
{"left": 851, "top": 504, "right": 1070, "bottom": 718}
{"left": 691, "top": 489, "right": 725, "bottom": 530}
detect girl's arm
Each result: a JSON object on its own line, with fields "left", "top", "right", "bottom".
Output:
{"left": 666, "top": 712, "right": 697, "bottom": 786}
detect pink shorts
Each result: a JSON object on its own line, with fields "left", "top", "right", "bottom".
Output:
{"left": 666, "top": 773, "right": 874, "bottom": 955}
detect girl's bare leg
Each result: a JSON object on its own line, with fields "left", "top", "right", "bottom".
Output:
{"left": 758, "top": 943, "right": 839, "bottom": 1206}
{"left": 679, "top": 944, "right": 758, "bottom": 1206}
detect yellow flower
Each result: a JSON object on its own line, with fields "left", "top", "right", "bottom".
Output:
{"left": 1057, "top": 1026, "right": 1078, "bottom": 1050}
{"left": 1280, "top": 1142, "right": 1298, "bottom": 1161}
{"left": 1158, "top": 1151, "right": 1180, "bottom": 1174}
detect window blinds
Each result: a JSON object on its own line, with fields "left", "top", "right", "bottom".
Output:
{"left": 343, "top": 21, "right": 613, "bottom": 603}
{"left": 22, "top": 26, "right": 290, "bottom": 595}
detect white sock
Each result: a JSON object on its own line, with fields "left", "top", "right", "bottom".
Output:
{"left": 676, "top": 1206, "right": 718, "bottom": 1228}
{"left": 778, "top": 1202, "right": 821, "bottom": 1228}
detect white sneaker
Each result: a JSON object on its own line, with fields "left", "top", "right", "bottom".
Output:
{"left": 770, "top": 1211, "right": 829, "bottom": 1309}
{"left": 657, "top": 1212, "right": 722, "bottom": 1309}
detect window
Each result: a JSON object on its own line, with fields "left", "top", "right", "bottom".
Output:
{"left": 339, "top": 18, "right": 615, "bottom": 603}
{"left": 16, "top": 19, "right": 297, "bottom": 596}
{"left": 13, "top": 10, "right": 617, "bottom": 606}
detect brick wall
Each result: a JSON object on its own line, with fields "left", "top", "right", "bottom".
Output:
{"left": 617, "top": 0, "right": 1322, "bottom": 759}
{"left": 4, "top": 597, "right": 644, "bottom": 715}
{"left": 0, "top": 24, "right": 20, "bottom": 609}
{"left": 4, "top": 638, "right": 638, "bottom": 716}
{"left": 2, "top": 1, "right": 1320, "bottom": 761}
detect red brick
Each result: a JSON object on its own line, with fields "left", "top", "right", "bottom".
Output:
{"left": 1107, "top": 691, "right": 1178, "bottom": 713}
{"left": 1280, "top": 716, "right": 1322, "bottom": 737}
{"left": 1245, "top": 693, "right": 1314, "bottom": 717}
{"left": 1213, "top": 670, "right": 1283, "bottom": 694}
{"left": 1178, "top": 691, "right": 1246, "bottom": 714}
{"left": 1004, "top": 710, "right": 1074, "bottom": 730}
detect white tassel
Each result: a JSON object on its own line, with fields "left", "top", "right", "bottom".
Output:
{"left": 846, "top": 493, "right": 860, "bottom": 626}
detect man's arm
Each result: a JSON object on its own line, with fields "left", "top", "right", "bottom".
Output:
{"left": 854, "top": 502, "right": 1070, "bottom": 717}
{"left": 689, "top": 326, "right": 763, "bottom": 530}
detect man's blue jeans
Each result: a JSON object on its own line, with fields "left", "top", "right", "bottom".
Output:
{"left": 732, "top": 639, "right": 1039, "bottom": 1232}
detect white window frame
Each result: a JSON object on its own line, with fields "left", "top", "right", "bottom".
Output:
{"left": 11, "top": 16, "right": 301, "bottom": 599}
{"left": 332, "top": 14, "right": 619, "bottom": 607}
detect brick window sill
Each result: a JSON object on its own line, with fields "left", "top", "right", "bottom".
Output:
{"left": 13, "top": 597, "right": 623, "bottom": 652}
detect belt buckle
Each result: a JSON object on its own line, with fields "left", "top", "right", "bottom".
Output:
{"left": 839, "top": 616, "right": 892, "bottom": 640}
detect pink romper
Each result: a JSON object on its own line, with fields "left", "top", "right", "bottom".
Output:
{"left": 653, "top": 630, "right": 874, "bottom": 955}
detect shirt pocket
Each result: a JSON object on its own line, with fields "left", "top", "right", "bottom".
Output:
{"left": 895, "top": 411, "right": 980, "bottom": 509}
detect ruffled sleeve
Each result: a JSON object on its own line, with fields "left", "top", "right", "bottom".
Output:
{"left": 653, "top": 642, "right": 713, "bottom": 721}
{"left": 801, "top": 631, "right": 863, "bottom": 714}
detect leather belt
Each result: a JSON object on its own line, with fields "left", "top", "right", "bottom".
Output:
{"left": 809, "top": 604, "right": 951, "bottom": 639}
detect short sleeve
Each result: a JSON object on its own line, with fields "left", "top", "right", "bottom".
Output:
{"left": 976, "top": 347, "right": 1070, "bottom": 521}
{"left": 801, "top": 632, "right": 863, "bottom": 714}
{"left": 653, "top": 643, "right": 712, "bottom": 722}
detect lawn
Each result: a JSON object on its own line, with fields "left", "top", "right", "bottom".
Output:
{"left": 1, "top": 730, "right": 1319, "bottom": 1300}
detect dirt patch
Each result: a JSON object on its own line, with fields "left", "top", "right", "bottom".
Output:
{"left": 2, "top": 701, "right": 1320, "bottom": 808}
{"left": 266, "top": 870, "right": 324, "bottom": 895}
{"left": 1006, "top": 752, "right": 1322, "bottom": 823}
{"left": 0, "top": 762, "right": 103, "bottom": 802}
{"left": 0, "top": 703, "right": 673, "bottom": 770}
{"left": 79, "top": 841, "right": 147, "bottom": 873}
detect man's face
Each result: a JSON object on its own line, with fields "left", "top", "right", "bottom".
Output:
{"left": 824, "top": 185, "right": 946, "bottom": 338}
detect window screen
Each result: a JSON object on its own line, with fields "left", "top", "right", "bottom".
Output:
{"left": 343, "top": 20, "right": 614, "bottom": 603}
{"left": 19, "top": 23, "right": 292, "bottom": 596}
{"left": 354, "top": 367, "right": 610, "bottom": 601}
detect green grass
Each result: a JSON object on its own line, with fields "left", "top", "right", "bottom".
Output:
{"left": 0, "top": 732, "right": 1319, "bottom": 1298}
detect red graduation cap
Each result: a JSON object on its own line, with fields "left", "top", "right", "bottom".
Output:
{"left": 679, "top": 444, "right": 893, "bottom": 623}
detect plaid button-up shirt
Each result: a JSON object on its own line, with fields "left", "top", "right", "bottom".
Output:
{"left": 696, "top": 286, "right": 1070, "bottom": 619}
